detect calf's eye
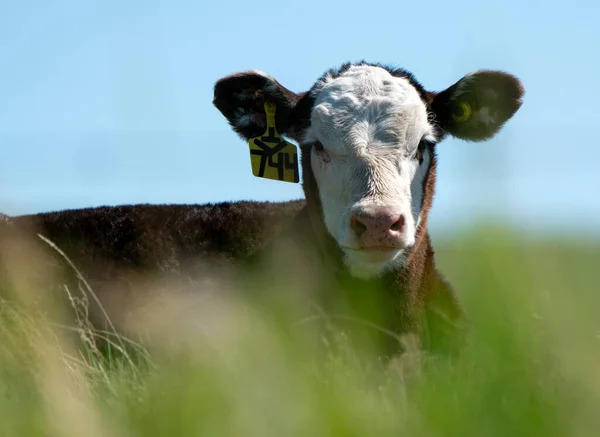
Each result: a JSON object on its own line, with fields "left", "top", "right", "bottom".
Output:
{"left": 415, "top": 139, "right": 429, "bottom": 162}
{"left": 310, "top": 141, "right": 331, "bottom": 163}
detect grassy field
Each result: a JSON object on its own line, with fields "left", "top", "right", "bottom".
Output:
{"left": 1, "top": 226, "right": 599, "bottom": 437}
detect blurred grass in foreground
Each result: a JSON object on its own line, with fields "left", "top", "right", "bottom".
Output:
{"left": 1, "top": 225, "right": 599, "bottom": 437}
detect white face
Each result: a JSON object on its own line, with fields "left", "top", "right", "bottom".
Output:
{"left": 303, "top": 65, "right": 438, "bottom": 279}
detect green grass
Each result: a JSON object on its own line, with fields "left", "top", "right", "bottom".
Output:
{"left": 1, "top": 226, "right": 599, "bottom": 437}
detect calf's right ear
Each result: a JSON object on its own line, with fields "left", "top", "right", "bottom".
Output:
{"left": 213, "top": 71, "right": 310, "bottom": 141}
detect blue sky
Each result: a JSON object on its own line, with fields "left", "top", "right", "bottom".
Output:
{"left": 1, "top": 0, "right": 598, "bottom": 238}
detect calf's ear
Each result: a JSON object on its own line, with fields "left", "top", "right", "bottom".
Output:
{"left": 213, "top": 71, "right": 311, "bottom": 141}
{"left": 429, "top": 70, "right": 524, "bottom": 141}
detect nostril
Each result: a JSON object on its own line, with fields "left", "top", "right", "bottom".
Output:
{"left": 389, "top": 214, "right": 405, "bottom": 232}
{"left": 350, "top": 216, "right": 368, "bottom": 237}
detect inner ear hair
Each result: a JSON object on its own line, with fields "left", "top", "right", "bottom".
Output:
{"left": 213, "top": 71, "right": 303, "bottom": 140}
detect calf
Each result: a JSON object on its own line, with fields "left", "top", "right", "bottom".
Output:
{"left": 1, "top": 61, "right": 523, "bottom": 357}
{"left": 213, "top": 61, "right": 524, "bottom": 353}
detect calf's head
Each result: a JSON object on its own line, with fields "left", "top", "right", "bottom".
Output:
{"left": 214, "top": 62, "right": 524, "bottom": 279}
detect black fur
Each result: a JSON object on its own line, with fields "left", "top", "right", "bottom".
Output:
{"left": 7, "top": 200, "right": 305, "bottom": 278}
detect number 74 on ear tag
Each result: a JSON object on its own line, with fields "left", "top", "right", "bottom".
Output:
{"left": 247, "top": 102, "right": 299, "bottom": 183}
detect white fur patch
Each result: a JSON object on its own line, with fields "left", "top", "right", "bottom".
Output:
{"left": 478, "top": 106, "right": 497, "bottom": 126}
{"left": 247, "top": 69, "right": 277, "bottom": 82}
{"left": 235, "top": 108, "right": 255, "bottom": 127}
{"left": 304, "top": 65, "right": 435, "bottom": 278}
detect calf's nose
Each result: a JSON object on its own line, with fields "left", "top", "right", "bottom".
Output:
{"left": 350, "top": 212, "right": 406, "bottom": 248}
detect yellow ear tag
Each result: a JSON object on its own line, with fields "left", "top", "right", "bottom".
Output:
{"left": 452, "top": 101, "right": 472, "bottom": 123}
{"left": 247, "top": 102, "right": 299, "bottom": 183}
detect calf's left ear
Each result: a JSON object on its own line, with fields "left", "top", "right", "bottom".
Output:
{"left": 429, "top": 71, "right": 524, "bottom": 142}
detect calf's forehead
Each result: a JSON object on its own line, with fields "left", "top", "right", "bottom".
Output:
{"left": 306, "top": 66, "right": 433, "bottom": 149}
